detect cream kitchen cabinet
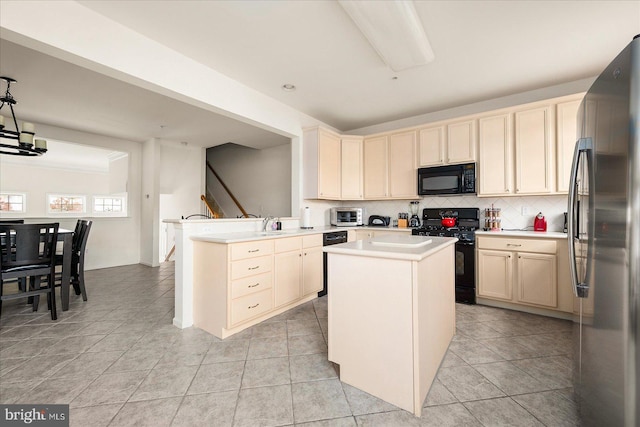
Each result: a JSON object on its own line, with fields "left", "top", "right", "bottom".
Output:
{"left": 192, "top": 233, "right": 323, "bottom": 339}
{"left": 477, "top": 235, "right": 566, "bottom": 312}
{"left": 341, "top": 136, "right": 363, "bottom": 199}
{"left": 363, "top": 135, "right": 389, "bottom": 198}
{"left": 303, "top": 127, "right": 341, "bottom": 199}
{"left": 478, "top": 113, "right": 512, "bottom": 196}
{"left": 515, "top": 105, "right": 552, "bottom": 194}
{"left": 274, "top": 234, "right": 323, "bottom": 308}
{"left": 363, "top": 131, "right": 417, "bottom": 199}
{"left": 418, "top": 120, "right": 476, "bottom": 167}
{"left": 478, "top": 105, "right": 552, "bottom": 196}
{"left": 556, "top": 99, "right": 581, "bottom": 193}
{"left": 388, "top": 130, "right": 417, "bottom": 198}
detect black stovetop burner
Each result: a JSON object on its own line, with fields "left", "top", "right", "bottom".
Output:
{"left": 412, "top": 208, "right": 480, "bottom": 243}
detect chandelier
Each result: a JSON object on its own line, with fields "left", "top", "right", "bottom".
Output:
{"left": 0, "top": 76, "right": 47, "bottom": 156}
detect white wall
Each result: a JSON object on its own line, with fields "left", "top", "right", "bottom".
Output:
{"left": 159, "top": 143, "right": 204, "bottom": 260}
{"left": 206, "top": 142, "right": 292, "bottom": 218}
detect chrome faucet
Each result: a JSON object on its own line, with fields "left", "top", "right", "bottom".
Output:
{"left": 262, "top": 216, "right": 275, "bottom": 232}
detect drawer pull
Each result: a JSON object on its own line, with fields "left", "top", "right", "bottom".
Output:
{"left": 248, "top": 266, "right": 260, "bottom": 270}
{"left": 507, "top": 244, "right": 522, "bottom": 247}
{"left": 248, "top": 303, "right": 260, "bottom": 309}
{"left": 248, "top": 283, "right": 260, "bottom": 288}
{"left": 248, "top": 249, "right": 260, "bottom": 253}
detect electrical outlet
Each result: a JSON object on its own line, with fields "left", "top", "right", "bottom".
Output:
{"left": 202, "top": 226, "right": 212, "bottom": 233}
{"left": 521, "top": 206, "right": 530, "bottom": 216}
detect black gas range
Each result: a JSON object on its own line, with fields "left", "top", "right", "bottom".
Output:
{"left": 412, "top": 208, "right": 479, "bottom": 304}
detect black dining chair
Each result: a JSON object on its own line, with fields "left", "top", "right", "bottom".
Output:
{"left": 55, "top": 219, "right": 92, "bottom": 302}
{"left": 0, "top": 223, "right": 59, "bottom": 320}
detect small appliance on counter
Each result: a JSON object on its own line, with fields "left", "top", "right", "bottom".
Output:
{"left": 330, "top": 207, "right": 363, "bottom": 227}
{"left": 533, "top": 212, "right": 547, "bottom": 231}
{"left": 368, "top": 215, "right": 390, "bottom": 227}
{"left": 409, "top": 201, "right": 421, "bottom": 227}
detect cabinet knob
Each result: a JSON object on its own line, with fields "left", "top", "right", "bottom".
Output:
{"left": 248, "top": 249, "right": 260, "bottom": 253}
{"left": 248, "top": 303, "right": 260, "bottom": 309}
{"left": 248, "top": 266, "right": 259, "bottom": 270}
{"left": 248, "top": 283, "right": 260, "bottom": 288}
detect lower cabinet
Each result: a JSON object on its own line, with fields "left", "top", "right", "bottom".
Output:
{"left": 193, "top": 233, "right": 323, "bottom": 339}
{"left": 354, "top": 228, "right": 412, "bottom": 240}
{"left": 477, "top": 236, "right": 561, "bottom": 311}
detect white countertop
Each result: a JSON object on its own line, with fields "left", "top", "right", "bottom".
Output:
{"left": 189, "top": 225, "right": 413, "bottom": 243}
{"left": 323, "top": 235, "right": 457, "bottom": 261}
{"left": 475, "top": 230, "right": 568, "bottom": 239}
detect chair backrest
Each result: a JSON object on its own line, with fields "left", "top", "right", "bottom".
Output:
{"left": 74, "top": 220, "right": 92, "bottom": 256}
{"left": 0, "top": 223, "right": 59, "bottom": 270}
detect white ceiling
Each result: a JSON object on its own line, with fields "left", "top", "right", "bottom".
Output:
{"left": 1, "top": 1, "right": 639, "bottom": 148}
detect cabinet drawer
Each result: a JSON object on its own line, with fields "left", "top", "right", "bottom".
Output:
{"left": 275, "top": 236, "right": 302, "bottom": 253}
{"left": 477, "top": 237, "right": 556, "bottom": 254}
{"left": 230, "top": 289, "right": 273, "bottom": 326}
{"left": 231, "top": 272, "right": 273, "bottom": 299}
{"left": 231, "top": 255, "right": 272, "bottom": 280}
{"left": 230, "top": 240, "right": 274, "bottom": 261}
{"left": 303, "top": 234, "right": 323, "bottom": 248}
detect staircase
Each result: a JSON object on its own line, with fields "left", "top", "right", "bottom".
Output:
{"left": 201, "top": 194, "right": 224, "bottom": 218}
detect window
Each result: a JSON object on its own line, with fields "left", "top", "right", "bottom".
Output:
{"left": 93, "top": 195, "right": 126, "bottom": 216}
{"left": 0, "top": 193, "right": 26, "bottom": 213}
{"left": 47, "top": 195, "right": 86, "bottom": 214}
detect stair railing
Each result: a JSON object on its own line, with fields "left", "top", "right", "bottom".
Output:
{"left": 206, "top": 161, "right": 249, "bottom": 218}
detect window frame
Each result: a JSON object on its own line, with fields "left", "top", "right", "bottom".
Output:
{"left": 46, "top": 193, "right": 87, "bottom": 215}
{"left": 92, "top": 195, "right": 127, "bottom": 217}
{"left": 0, "top": 192, "right": 27, "bottom": 214}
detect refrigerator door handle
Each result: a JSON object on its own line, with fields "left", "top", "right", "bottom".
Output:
{"left": 567, "top": 137, "right": 592, "bottom": 298}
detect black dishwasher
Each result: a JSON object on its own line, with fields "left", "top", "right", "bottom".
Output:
{"left": 319, "top": 230, "right": 348, "bottom": 297}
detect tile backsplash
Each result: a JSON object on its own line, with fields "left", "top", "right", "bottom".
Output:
{"left": 302, "top": 195, "right": 569, "bottom": 232}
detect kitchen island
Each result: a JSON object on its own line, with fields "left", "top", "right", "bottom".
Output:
{"left": 325, "top": 235, "right": 457, "bottom": 417}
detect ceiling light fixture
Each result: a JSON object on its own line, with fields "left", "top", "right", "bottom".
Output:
{"left": 0, "top": 77, "right": 47, "bottom": 156}
{"left": 282, "top": 84, "right": 296, "bottom": 92}
{"left": 338, "top": 0, "right": 434, "bottom": 72}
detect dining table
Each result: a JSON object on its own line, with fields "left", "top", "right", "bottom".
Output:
{"left": 0, "top": 225, "right": 75, "bottom": 311}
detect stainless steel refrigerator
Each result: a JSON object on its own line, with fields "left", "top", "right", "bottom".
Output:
{"left": 568, "top": 34, "right": 639, "bottom": 426}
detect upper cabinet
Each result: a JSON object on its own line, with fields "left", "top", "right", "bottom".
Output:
{"left": 304, "top": 93, "right": 584, "bottom": 201}
{"left": 418, "top": 120, "right": 476, "bottom": 167}
{"left": 478, "top": 113, "right": 512, "bottom": 196}
{"left": 363, "top": 135, "right": 389, "bottom": 199}
{"left": 303, "top": 127, "right": 341, "bottom": 199}
{"left": 340, "top": 136, "right": 363, "bottom": 200}
{"left": 363, "top": 132, "right": 417, "bottom": 199}
{"left": 477, "top": 94, "right": 584, "bottom": 197}
{"left": 388, "top": 130, "right": 417, "bottom": 198}
{"left": 514, "top": 106, "right": 552, "bottom": 194}
{"left": 556, "top": 100, "right": 581, "bottom": 193}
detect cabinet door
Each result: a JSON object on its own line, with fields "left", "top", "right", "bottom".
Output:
{"left": 447, "top": 119, "right": 476, "bottom": 164}
{"left": 363, "top": 136, "right": 389, "bottom": 198}
{"left": 355, "top": 230, "right": 374, "bottom": 240}
{"left": 302, "top": 246, "right": 323, "bottom": 296}
{"left": 318, "top": 130, "right": 341, "bottom": 199}
{"left": 341, "top": 137, "right": 363, "bottom": 199}
{"left": 274, "top": 250, "right": 301, "bottom": 307}
{"left": 516, "top": 252, "right": 557, "bottom": 308}
{"left": 478, "top": 114, "right": 512, "bottom": 196}
{"left": 418, "top": 125, "right": 445, "bottom": 166}
{"left": 515, "top": 106, "right": 551, "bottom": 194}
{"left": 556, "top": 100, "right": 580, "bottom": 193}
{"left": 388, "top": 131, "right": 417, "bottom": 198}
{"left": 477, "top": 249, "right": 512, "bottom": 300}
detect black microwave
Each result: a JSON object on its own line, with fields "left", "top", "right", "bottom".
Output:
{"left": 417, "top": 163, "right": 476, "bottom": 195}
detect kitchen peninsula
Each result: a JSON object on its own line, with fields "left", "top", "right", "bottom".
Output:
{"left": 325, "top": 235, "right": 457, "bottom": 417}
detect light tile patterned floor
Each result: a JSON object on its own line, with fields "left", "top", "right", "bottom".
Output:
{"left": 0, "top": 263, "right": 579, "bottom": 426}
